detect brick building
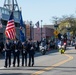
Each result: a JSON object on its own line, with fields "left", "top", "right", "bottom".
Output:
{"left": 34, "top": 26, "right": 54, "bottom": 41}
{"left": 25, "top": 23, "right": 55, "bottom": 41}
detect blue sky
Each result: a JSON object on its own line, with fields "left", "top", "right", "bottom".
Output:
{"left": 0, "top": 0, "right": 76, "bottom": 25}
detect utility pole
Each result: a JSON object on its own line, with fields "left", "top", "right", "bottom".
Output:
{"left": 30, "top": 21, "right": 32, "bottom": 39}
{"left": 41, "top": 20, "right": 43, "bottom": 41}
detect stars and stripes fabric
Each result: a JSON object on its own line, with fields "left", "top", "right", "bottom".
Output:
{"left": 0, "top": 13, "right": 2, "bottom": 28}
{"left": 35, "top": 21, "right": 40, "bottom": 30}
{"left": 19, "top": 11, "right": 25, "bottom": 42}
{"left": 5, "top": 12, "right": 16, "bottom": 40}
{"left": 0, "top": 20, "right": 2, "bottom": 28}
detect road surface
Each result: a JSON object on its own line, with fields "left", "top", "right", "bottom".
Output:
{"left": 0, "top": 47, "right": 76, "bottom": 75}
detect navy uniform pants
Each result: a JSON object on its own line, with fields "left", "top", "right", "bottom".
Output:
{"left": 22, "top": 52, "right": 27, "bottom": 66}
{"left": 13, "top": 51, "right": 20, "bottom": 67}
{"left": 28, "top": 53, "right": 34, "bottom": 66}
{"left": 5, "top": 51, "right": 11, "bottom": 67}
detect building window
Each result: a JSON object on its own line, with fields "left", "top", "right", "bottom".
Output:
{"left": 1, "top": 20, "right": 7, "bottom": 26}
{"left": 5, "top": 10, "right": 9, "bottom": 15}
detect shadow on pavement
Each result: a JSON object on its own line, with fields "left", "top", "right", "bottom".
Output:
{"left": 0, "top": 66, "right": 76, "bottom": 70}
{"left": 0, "top": 46, "right": 72, "bottom": 59}
{"left": 0, "top": 73, "right": 31, "bottom": 75}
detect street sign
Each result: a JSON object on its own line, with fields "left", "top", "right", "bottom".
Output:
{"left": 54, "top": 30, "right": 59, "bottom": 36}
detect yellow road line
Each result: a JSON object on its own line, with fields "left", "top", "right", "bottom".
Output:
{"left": 32, "top": 54, "right": 73, "bottom": 75}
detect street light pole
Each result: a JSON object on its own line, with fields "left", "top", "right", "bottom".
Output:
{"left": 24, "top": 21, "right": 27, "bottom": 41}
{"left": 41, "top": 20, "right": 43, "bottom": 41}
{"left": 54, "top": 20, "right": 58, "bottom": 29}
{"left": 30, "top": 21, "right": 32, "bottom": 39}
{"left": 54, "top": 18, "right": 58, "bottom": 49}
{"left": 66, "top": 24, "right": 71, "bottom": 40}
{"left": 33, "top": 24, "right": 34, "bottom": 40}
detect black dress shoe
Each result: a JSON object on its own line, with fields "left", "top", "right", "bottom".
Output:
{"left": 25, "top": 64, "right": 27, "bottom": 66}
{"left": 17, "top": 65, "right": 19, "bottom": 67}
{"left": 22, "top": 65, "right": 24, "bottom": 67}
{"left": 9, "top": 65, "right": 10, "bottom": 67}
{"left": 28, "top": 65, "right": 31, "bottom": 67}
{"left": 4, "top": 66, "right": 7, "bottom": 68}
{"left": 13, "top": 65, "right": 15, "bottom": 67}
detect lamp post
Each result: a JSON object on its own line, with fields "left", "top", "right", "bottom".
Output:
{"left": 30, "top": 21, "right": 32, "bottom": 39}
{"left": 41, "top": 20, "right": 43, "bottom": 41}
{"left": 32, "top": 24, "right": 34, "bottom": 40}
{"left": 54, "top": 19, "right": 58, "bottom": 38}
{"left": 54, "top": 18, "right": 59, "bottom": 49}
{"left": 66, "top": 24, "right": 71, "bottom": 40}
{"left": 54, "top": 18, "right": 58, "bottom": 30}
{"left": 24, "top": 21, "right": 27, "bottom": 41}
{"left": 66, "top": 23, "right": 71, "bottom": 46}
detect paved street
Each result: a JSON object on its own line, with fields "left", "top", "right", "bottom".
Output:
{"left": 0, "top": 47, "right": 76, "bottom": 75}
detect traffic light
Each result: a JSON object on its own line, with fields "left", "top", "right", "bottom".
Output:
{"left": 58, "top": 33, "right": 61, "bottom": 40}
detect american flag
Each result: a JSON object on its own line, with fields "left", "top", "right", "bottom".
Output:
{"left": 0, "top": 21, "right": 2, "bottom": 28}
{"left": 5, "top": 12, "right": 16, "bottom": 40}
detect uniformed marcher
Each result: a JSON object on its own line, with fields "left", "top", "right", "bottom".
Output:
{"left": 13, "top": 39, "right": 22, "bottom": 67}
{"left": 0, "top": 40, "right": 4, "bottom": 57}
{"left": 4, "top": 38, "right": 11, "bottom": 68}
{"left": 27, "top": 39, "right": 35, "bottom": 67}
{"left": 21, "top": 41, "right": 28, "bottom": 66}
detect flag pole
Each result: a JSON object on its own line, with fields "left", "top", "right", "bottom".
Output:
{"left": 12, "top": 0, "right": 15, "bottom": 40}
{"left": 5, "top": 0, "right": 16, "bottom": 40}
{"left": 12, "top": 0, "right": 14, "bottom": 19}
{"left": 41, "top": 20, "right": 43, "bottom": 41}
{"left": 12, "top": 0, "right": 16, "bottom": 40}
{"left": 33, "top": 24, "right": 34, "bottom": 41}
{"left": 12, "top": 0, "right": 14, "bottom": 11}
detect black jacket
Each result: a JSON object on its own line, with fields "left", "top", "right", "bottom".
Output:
{"left": 27, "top": 42, "right": 35, "bottom": 55}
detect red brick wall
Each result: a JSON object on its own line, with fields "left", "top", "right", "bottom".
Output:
{"left": 34, "top": 27, "right": 54, "bottom": 41}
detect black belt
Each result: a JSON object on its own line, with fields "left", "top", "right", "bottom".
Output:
{"left": 6, "top": 49, "right": 10, "bottom": 51}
